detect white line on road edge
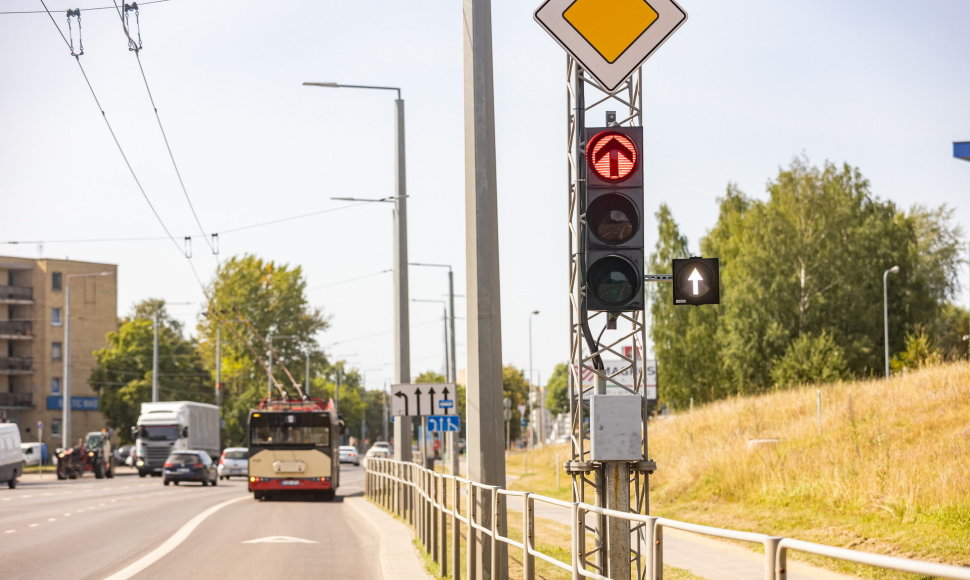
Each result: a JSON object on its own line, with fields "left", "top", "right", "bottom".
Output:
{"left": 103, "top": 496, "right": 247, "bottom": 580}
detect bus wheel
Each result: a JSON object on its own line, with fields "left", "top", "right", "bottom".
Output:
{"left": 253, "top": 491, "right": 264, "bottom": 501}
{"left": 322, "top": 490, "right": 336, "bottom": 502}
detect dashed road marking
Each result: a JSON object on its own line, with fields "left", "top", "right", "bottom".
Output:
{"left": 48, "top": 518, "right": 57, "bottom": 522}
{"left": 28, "top": 523, "right": 39, "bottom": 528}
{"left": 4, "top": 530, "right": 15, "bottom": 534}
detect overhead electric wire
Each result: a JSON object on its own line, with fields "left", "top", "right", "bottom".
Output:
{"left": 1, "top": 0, "right": 171, "bottom": 14}
{"left": 1, "top": 202, "right": 373, "bottom": 246}
{"left": 308, "top": 269, "right": 391, "bottom": 290}
{"left": 110, "top": 0, "right": 215, "bottom": 255}
{"left": 40, "top": 0, "right": 184, "bottom": 258}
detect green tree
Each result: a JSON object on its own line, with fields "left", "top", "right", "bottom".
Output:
{"left": 891, "top": 325, "right": 942, "bottom": 372}
{"left": 197, "top": 254, "right": 329, "bottom": 445}
{"left": 90, "top": 299, "right": 211, "bottom": 441}
{"left": 770, "top": 331, "right": 849, "bottom": 387}
{"left": 544, "top": 363, "right": 569, "bottom": 416}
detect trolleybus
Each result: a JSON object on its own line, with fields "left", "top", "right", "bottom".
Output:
{"left": 247, "top": 397, "right": 342, "bottom": 500}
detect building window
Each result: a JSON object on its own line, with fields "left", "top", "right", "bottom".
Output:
{"left": 52, "top": 342, "right": 63, "bottom": 361}
{"left": 52, "top": 272, "right": 63, "bottom": 291}
{"left": 51, "top": 377, "right": 62, "bottom": 394}
{"left": 51, "top": 420, "right": 62, "bottom": 437}
{"left": 52, "top": 308, "right": 62, "bottom": 326}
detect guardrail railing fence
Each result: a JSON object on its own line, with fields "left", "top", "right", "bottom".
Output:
{"left": 364, "top": 457, "right": 970, "bottom": 580}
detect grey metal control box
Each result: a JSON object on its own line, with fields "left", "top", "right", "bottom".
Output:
{"left": 589, "top": 394, "right": 642, "bottom": 461}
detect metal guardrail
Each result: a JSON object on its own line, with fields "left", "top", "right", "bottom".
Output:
{"left": 364, "top": 457, "right": 970, "bottom": 580}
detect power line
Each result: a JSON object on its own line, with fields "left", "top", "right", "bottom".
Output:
{"left": 308, "top": 269, "right": 391, "bottom": 291}
{"left": 1, "top": 202, "right": 373, "bottom": 246}
{"left": 110, "top": 0, "right": 215, "bottom": 255}
{"left": 0, "top": 0, "right": 171, "bottom": 15}
{"left": 40, "top": 0, "right": 184, "bottom": 258}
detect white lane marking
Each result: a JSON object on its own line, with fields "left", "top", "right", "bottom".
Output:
{"left": 103, "top": 496, "right": 247, "bottom": 580}
{"left": 4, "top": 530, "right": 15, "bottom": 534}
{"left": 28, "top": 523, "right": 39, "bottom": 528}
{"left": 48, "top": 518, "right": 57, "bottom": 522}
{"left": 64, "top": 513, "right": 72, "bottom": 517}
{"left": 242, "top": 536, "right": 319, "bottom": 544}
{"left": 2, "top": 498, "right": 10, "bottom": 501}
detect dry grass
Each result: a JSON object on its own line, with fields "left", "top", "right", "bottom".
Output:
{"left": 508, "top": 362, "right": 970, "bottom": 574}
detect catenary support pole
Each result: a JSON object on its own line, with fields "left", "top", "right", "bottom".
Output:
{"left": 464, "top": 0, "right": 506, "bottom": 576}
{"left": 152, "top": 311, "right": 159, "bottom": 402}
{"left": 393, "top": 96, "right": 413, "bottom": 463}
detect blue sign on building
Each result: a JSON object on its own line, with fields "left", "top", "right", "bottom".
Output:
{"left": 46, "top": 396, "right": 100, "bottom": 411}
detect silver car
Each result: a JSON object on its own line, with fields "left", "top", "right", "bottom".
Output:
{"left": 338, "top": 445, "right": 360, "bottom": 466}
{"left": 217, "top": 447, "right": 249, "bottom": 480}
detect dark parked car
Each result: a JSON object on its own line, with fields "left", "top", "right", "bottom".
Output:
{"left": 162, "top": 450, "right": 218, "bottom": 487}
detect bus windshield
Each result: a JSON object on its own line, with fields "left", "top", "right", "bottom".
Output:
{"left": 250, "top": 412, "right": 330, "bottom": 447}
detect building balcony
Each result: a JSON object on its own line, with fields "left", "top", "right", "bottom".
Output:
{"left": 0, "top": 320, "right": 33, "bottom": 340}
{"left": 0, "top": 392, "right": 33, "bottom": 408}
{"left": 0, "top": 285, "right": 34, "bottom": 304}
{"left": 0, "top": 356, "right": 33, "bottom": 374}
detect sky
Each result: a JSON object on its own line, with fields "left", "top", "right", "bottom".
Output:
{"left": 1, "top": 0, "right": 968, "bottom": 392}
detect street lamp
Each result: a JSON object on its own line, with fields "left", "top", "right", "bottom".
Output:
{"left": 528, "top": 310, "right": 540, "bottom": 446}
{"left": 304, "top": 80, "right": 411, "bottom": 462}
{"left": 63, "top": 271, "right": 113, "bottom": 449}
{"left": 883, "top": 265, "right": 900, "bottom": 379}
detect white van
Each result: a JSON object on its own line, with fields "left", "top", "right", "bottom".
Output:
{"left": 0, "top": 423, "right": 25, "bottom": 489}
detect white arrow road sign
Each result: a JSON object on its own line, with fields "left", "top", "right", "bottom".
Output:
{"left": 391, "top": 383, "right": 457, "bottom": 417}
{"left": 688, "top": 268, "right": 703, "bottom": 295}
{"left": 242, "top": 536, "right": 319, "bottom": 544}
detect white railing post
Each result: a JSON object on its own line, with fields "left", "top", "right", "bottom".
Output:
{"left": 452, "top": 477, "right": 461, "bottom": 580}
{"left": 776, "top": 543, "right": 788, "bottom": 580}
{"left": 644, "top": 516, "right": 657, "bottom": 580}
{"left": 468, "top": 484, "right": 478, "bottom": 580}
{"left": 571, "top": 502, "right": 580, "bottom": 580}
{"left": 655, "top": 523, "right": 664, "bottom": 580}
{"left": 764, "top": 537, "right": 782, "bottom": 580}
{"left": 490, "top": 486, "right": 499, "bottom": 577}
{"left": 523, "top": 493, "right": 535, "bottom": 580}
{"left": 440, "top": 474, "right": 449, "bottom": 575}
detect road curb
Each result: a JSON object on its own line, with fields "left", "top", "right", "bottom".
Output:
{"left": 345, "top": 496, "right": 433, "bottom": 580}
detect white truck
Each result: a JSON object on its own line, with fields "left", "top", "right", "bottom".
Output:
{"left": 133, "top": 401, "right": 220, "bottom": 477}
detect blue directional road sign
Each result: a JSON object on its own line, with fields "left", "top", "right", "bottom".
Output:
{"left": 427, "top": 415, "right": 461, "bottom": 432}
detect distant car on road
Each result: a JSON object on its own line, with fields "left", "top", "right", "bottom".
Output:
{"left": 338, "top": 445, "right": 360, "bottom": 466}
{"left": 114, "top": 444, "right": 134, "bottom": 466}
{"left": 218, "top": 447, "right": 249, "bottom": 480}
{"left": 163, "top": 450, "right": 218, "bottom": 486}
{"left": 365, "top": 441, "right": 393, "bottom": 459}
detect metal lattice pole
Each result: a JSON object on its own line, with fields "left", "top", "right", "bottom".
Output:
{"left": 564, "top": 58, "right": 655, "bottom": 579}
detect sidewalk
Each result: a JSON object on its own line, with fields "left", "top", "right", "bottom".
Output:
{"left": 345, "top": 496, "right": 433, "bottom": 580}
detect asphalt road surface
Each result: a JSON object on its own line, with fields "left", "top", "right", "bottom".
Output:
{"left": 0, "top": 465, "right": 381, "bottom": 580}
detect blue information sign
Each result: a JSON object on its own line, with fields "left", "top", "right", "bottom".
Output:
{"left": 437, "top": 399, "right": 454, "bottom": 410}
{"left": 46, "top": 396, "right": 100, "bottom": 411}
{"left": 426, "top": 415, "right": 461, "bottom": 432}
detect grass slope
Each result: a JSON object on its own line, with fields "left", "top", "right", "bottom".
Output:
{"left": 508, "top": 362, "right": 970, "bottom": 575}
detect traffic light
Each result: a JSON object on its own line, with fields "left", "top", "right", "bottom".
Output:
{"left": 584, "top": 127, "right": 644, "bottom": 312}
{"left": 672, "top": 257, "right": 720, "bottom": 305}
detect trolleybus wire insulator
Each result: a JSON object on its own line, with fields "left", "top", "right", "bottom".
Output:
{"left": 66, "top": 8, "right": 83, "bottom": 57}
{"left": 122, "top": 2, "right": 142, "bottom": 52}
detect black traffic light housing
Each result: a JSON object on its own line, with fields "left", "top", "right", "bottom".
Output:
{"left": 672, "top": 257, "right": 720, "bottom": 306}
{"left": 584, "top": 127, "right": 644, "bottom": 312}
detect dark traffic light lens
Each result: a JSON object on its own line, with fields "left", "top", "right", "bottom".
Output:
{"left": 587, "top": 194, "right": 638, "bottom": 245}
{"left": 588, "top": 256, "right": 640, "bottom": 306}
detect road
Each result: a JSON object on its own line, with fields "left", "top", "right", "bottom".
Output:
{"left": 0, "top": 465, "right": 382, "bottom": 580}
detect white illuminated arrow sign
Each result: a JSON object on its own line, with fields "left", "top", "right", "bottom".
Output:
{"left": 688, "top": 268, "right": 703, "bottom": 295}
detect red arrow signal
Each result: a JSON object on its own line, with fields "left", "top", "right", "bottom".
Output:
{"left": 587, "top": 131, "right": 638, "bottom": 183}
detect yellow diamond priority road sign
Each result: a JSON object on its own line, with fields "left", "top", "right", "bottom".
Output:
{"left": 535, "top": 0, "right": 687, "bottom": 91}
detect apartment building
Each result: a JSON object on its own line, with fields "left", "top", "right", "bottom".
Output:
{"left": 0, "top": 256, "right": 117, "bottom": 450}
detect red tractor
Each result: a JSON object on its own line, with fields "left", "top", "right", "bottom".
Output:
{"left": 56, "top": 431, "right": 115, "bottom": 480}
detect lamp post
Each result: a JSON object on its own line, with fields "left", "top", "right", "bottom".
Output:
{"left": 528, "top": 309, "right": 540, "bottom": 446}
{"left": 304, "top": 81, "right": 411, "bottom": 461}
{"left": 63, "top": 271, "right": 113, "bottom": 450}
{"left": 883, "top": 265, "right": 900, "bottom": 378}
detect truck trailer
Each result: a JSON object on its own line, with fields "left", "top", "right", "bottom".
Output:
{"left": 133, "top": 401, "right": 220, "bottom": 477}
